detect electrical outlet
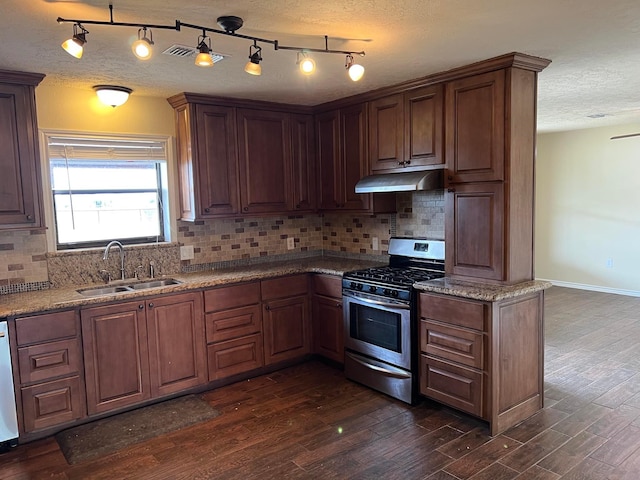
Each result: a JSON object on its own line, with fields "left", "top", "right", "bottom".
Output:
{"left": 606, "top": 258, "right": 614, "bottom": 269}
{"left": 287, "top": 237, "right": 295, "bottom": 250}
{"left": 180, "top": 245, "right": 194, "bottom": 260}
{"left": 372, "top": 237, "right": 379, "bottom": 251}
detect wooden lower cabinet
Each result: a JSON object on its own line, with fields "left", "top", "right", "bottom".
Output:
{"left": 81, "top": 292, "right": 205, "bottom": 415}
{"left": 12, "top": 309, "right": 87, "bottom": 435}
{"left": 311, "top": 274, "right": 344, "bottom": 363}
{"left": 262, "top": 275, "right": 311, "bottom": 365}
{"left": 419, "top": 290, "right": 544, "bottom": 436}
{"left": 203, "top": 282, "right": 263, "bottom": 380}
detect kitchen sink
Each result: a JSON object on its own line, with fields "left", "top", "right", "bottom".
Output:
{"left": 77, "top": 285, "right": 134, "bottom": 296}
{"left": 129, "top": 278, "right": 182, "bottom": 290}
{"left": 77, "top": 278, "right": 182, "bottom": 296}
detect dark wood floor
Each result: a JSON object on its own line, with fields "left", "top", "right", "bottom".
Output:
{"left": 2, "top": 286, "right": 640, "bottom": 479}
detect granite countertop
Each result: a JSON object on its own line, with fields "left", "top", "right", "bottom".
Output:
{"left": 0, "top": 256, "right": 386, "bottom": 318}
{"left": 414, "top": 277, "right": 553, "bottom": 302}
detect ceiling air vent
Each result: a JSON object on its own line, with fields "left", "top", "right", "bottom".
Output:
{"left": 162, "top": 44, "right": 225, "bottom": 63}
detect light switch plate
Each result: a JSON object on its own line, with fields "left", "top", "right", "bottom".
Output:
{"left": 372, "top": 237, "right": 379, "bottom": 251}
{"left": 287, "top": 237, "right": 295, "bottom": 250}
{"left": 180, "top": 245, "right": 195, "bottom": 260}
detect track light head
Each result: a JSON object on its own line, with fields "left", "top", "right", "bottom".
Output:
{"left": 62, "top": 23, "right": 88, "bottom": 59}
{"left": 297, "top": 52, "right": 316, "bottom": 75}
{"left": 194, "top": 33, "right": 214, "bottom": 67}
{"left": 345, "top": 54, "right": 365, "bottom": 82}
{"left": 244, "top": 42, "right": 262, "bottom": 76}
{"left": 132, "top": 27, "right": 154, "bottom": 60}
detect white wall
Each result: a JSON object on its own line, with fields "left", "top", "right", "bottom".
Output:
{"left": 535, "top": 123, "right": 640, "bottom": 296}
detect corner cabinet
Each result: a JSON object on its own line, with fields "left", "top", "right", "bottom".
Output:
{"left": 311, "top": 274, "right": 344, "bottom": 363}
{"left": 81, "top": 291, "right": 206, "bottom": 415}
{"left": 0, "top": 70, "right": 46, "bottom": 230}
{"left": 316, "top": 105, "right": 396, "bottom": 213}
{"left": 444, "top": 60, "right": 550, "bottom": 284}
{"left": 419, "top": 290, "right": 544, "bottom": 436}
{"left": 168, "top": 94, "right": 317, "bottom": 219}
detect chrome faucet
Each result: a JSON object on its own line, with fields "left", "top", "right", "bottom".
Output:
{"left": 103, "top": 240, "right": 125, "bottom": 281}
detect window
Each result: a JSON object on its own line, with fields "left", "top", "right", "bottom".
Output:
{"left": 44, "top": 133, "right": 170, "bottom": 250}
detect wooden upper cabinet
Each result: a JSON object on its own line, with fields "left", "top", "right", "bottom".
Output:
{"left": 236, "top": 108, "right": 292, "bottom": 214}
{"left": 0, "top": 71, "right": 45, "bottom": 229}
{"left": 404, "top": 84, "right": 444, "bottom": 168}
{"left": 445, "top": 70, "right": 505, "bottom": 184}
{"left": 174, "top": 103, "right": 239, "bottom": 220}
{"left": 369, "top": 94, "right": 404, "bottom": 171}
{"left": 369, "top": 86, "right": 444, "bottom": 173}
{"left": 290, "top": 114, "right": 317, "bottom": 212}
{"left": 316, "top": 109, "right": 341, "bottom": 211}
{"left": 340, "top": 103, "right": 370, "bottom": 211}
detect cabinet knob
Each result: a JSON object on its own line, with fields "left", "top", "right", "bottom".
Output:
{"left": 336, "top": 303, "right": 341, "bottom": 308}
{"left": 295, "top": 204, "right": 301, "bottom": 209}
{"left": 265, "top": 305, "right": 270, "bottom": 311}
{"left": 26, "top": 214, "right": 34, "bottom": 221}
{"left": 148, "top": 302, "right": 154, "bottom": 308}
{"left": 138, "top": 304, "right": 144, "bottom": 310}
{"left": 447, "top": 187, "right": 456, "bottom": 193}
{"left": 204, "top": 208, "right": 210, "bottom": 213}
{"left": 243, "top": 207, "right": 249, "bottom": 212}
{"left": 397, "top": 161, "right": 404, "bottom": 166}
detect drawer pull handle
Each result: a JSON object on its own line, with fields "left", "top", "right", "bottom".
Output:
{"left": 0, "top": 331, "right": 5, "bottom": 338}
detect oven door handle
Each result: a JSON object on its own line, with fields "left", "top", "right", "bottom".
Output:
{"left": 345, "top": 352, "right": 412, "bottom": 379}
{"left": 343, "top": 293, "right": 410, "bottom": 310}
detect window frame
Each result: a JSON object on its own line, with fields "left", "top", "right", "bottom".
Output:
{"left": 40, "top": 130, "right": 176, "bottom": 252}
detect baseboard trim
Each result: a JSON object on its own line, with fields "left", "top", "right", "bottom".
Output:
{"left": 537, "top": 278, "right": 640, "bottom": 298}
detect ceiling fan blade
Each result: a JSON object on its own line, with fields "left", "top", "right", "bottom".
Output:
{"left": 610, "top": 133, "right": 640, "bottom": 140}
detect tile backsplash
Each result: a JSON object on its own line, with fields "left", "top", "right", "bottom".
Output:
{"left": 0, "top": 190, "right": 445, "bottom": 292}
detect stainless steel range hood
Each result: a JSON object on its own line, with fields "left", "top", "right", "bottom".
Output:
{"left": 354, "top": 169, "right": 443, "bottom": 194}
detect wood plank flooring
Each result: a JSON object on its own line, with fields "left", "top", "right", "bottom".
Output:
{"left": 2, "top": 286, "right": 640, "bottom": 479}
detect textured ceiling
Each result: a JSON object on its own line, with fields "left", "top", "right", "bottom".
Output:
{"left": 2, "top": 0, "right": 640, "bottom": 132}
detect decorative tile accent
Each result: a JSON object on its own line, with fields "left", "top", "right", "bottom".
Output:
{"left": 396, "top": 190, "right": 445, "bottom": 239}
{"left": 0, "top": 229, "right": 48, "bottom": 288}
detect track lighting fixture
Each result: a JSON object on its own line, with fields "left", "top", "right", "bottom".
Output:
{"left": 131, "top": 27, "right": 153, "bottom": 60}
{"left": 61, "top": 23, "right": 88, "bottom": 59}
{"left": 244, "top": 42, "right": 262, "bottom": 76}
{"left": 93, "top": 85, "right": 132, "bottom": 107}
{"left": 345, "top": 54, "right": 365, "bottom": 82}
{"left": 297, "top": 52, "right": 316, "bottom": 75}
{"left": 194, "top": 32, "right": 214, "bottom": 67}
{"left": 56, "top": 6, "right": 367, "bottom": 81}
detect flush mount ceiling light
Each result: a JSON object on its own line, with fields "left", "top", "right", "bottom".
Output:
{"left": 93, "top": 85, "right": 132, "bottom": 107}
{"left": 244, "top": 41, "right": 262, "bottom": 76}
{"left": 131, "top": 27, "right": 154, "bottom": 60}
{"left": 61, "top": 23, "right": 89, "bottom": 59}
{"left": 57, "top": 6, "right": 366, "bottom": 80}
{"left": 297, "top": 52, "right": 316, "bottom": 75}
{"left": 345, "top": 54, "right": 365, "bottom": 82}
{"left": 194, "top": 31, "right": 214, "bottom": 67}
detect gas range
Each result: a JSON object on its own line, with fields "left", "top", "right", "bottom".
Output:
{"left": 342, "top": 238, "right": 445, "bottom": 302}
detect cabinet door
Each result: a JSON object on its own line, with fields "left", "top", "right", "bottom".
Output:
{"left": 207, "top": 333, "right": 264, "bottom": 381}
{"left": 81, "top": 301, "right": 151, "bottom": 415}
{"left": 263, "top": 295, "right": 310, "bottom": 365}
{"left": 446, "top": 182, "right": 504, "bottom": 281}
{"left": 191, "top": 104, "right": 239, "bottom": 218}
{"left": 0, "top": 83, "right": 42, "bottom": 228}
{"left": 237, "top": 109, "right": 292, "bottom": 214}
{"left": 146, "top": 292, "right": 207, "bottom": 397}
{"left": 340, "top": 103, "right": 370, "bottom": 211}
{"left": 316, "top": 110, "right": 341, "bottom": 210}
{"left": 311, "top": 294, "right": 344, "bottom": 363}
{"left": 445, "top": 70, "right": 505, "bottom": 183}
{"left": 21, "top": 376, "right": 85, "bottom": 432}
{"left": 291, "top": 114, "right": 317, "bottom": 212}
{"left": 369, "top": 94, "right": 404, "bottom": 172}
{"left": 404, "top": 84, "right": 444, "bottom": 167}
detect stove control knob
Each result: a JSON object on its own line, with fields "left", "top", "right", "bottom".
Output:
{"left": 391, "top": 290, "right": 399, "bottom": 298}
{"left": 383, "top": 288, "right": 391, "bottom": 296}
{"left": 368, "top": 285, "right": 377, "bottom": 293}
{"left": 350, "top": 281, "right": 357, "bottom": 290}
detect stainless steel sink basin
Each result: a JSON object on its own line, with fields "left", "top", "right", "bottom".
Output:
{"left": 129, "top": 278, "right": 182, "bottom": 290}
{"left": 77, "top": 285, "right": 133, "bottom": 296}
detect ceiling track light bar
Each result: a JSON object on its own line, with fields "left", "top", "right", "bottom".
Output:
{"left": 56, "top": 4, "right": 365, "bottom": 56}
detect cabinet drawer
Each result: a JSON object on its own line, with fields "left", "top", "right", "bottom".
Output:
{"left": 204, "top": 282, "right": 261, "bottom": 313}
{"left": 420, "top": 320, "right": 484, "bottom": 369}
{"left": 312, "top": 274, "right": 342, "bottom": 298}
{"left": 420, "top": 355, "right": 483, "bottom": 418}
{"left": 261, "top": 275, "right": 308, "bottom": 301}
{"left": 21, "top": 376, "right": 86, "bottom": 432}
{"left": 15, "top": 310, "right": 78, "bottom": 346}
{"left": 18, "top": 338, "right": 81, "bottom": 384}
{"left": 207, "top": 333, "right": 264, "bottom": 381}
{"left": 419, "top": 294, "right": 486, "bottom": 331}
{"left": 205, "top": 304, "right": 262, "bottom": 343}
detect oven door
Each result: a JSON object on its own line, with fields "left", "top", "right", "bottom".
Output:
{"left": 343, "top": 291, "right": 412, "bottom": 370}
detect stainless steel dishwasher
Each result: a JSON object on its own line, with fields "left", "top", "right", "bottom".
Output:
{"left": 0, "top": 320, "right": 18, "bottom": 451}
